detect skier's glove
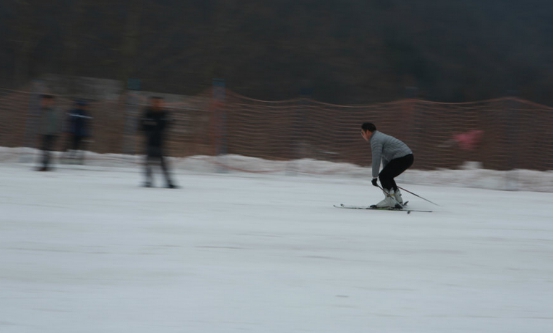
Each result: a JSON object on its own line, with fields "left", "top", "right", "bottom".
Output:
{"left": 371, "top": 178, "right": 379, "bottom": 187}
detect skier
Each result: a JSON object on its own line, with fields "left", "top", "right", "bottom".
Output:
{"left": 361, "top": 122, "right": 414, "bottom": 208}
{"left": 63, "top": 99, "right": 92, "bottom": 164}
{"left": 36, "top": 94, "right": 62, "bottom": 171}
{"left": 139, "top": 96, "right": 177, "bottom": 188}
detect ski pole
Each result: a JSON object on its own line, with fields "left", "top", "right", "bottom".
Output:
{"left": 397, "top": 186, "right": 440, "bottom": 206}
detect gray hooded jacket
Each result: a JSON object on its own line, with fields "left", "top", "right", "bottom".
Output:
{"left": 369, "top": 131, "right": 412, "bottom": 178}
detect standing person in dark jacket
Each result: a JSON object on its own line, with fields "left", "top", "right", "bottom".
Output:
{"left": 361, "top": 122, "right": 414, "bottom": 208}
{"left": 63, "top": 99, "right": 92, "bottom": 164}
{"left": 37, "top": 94, "right": 62, "bottom": 171}
{"left": 139, "top": 96, "right": 177, "bottom": 188}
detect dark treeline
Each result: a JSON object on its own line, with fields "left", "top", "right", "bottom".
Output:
{"left": 0, "top": 0, "right": 551, "bottom": 104}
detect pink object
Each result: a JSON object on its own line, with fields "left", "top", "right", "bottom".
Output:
{"left": 453, "top": 130, "right": 484, "bottom": 151}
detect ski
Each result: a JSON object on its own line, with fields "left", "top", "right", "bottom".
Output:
{"left": 333, "top": 203, "right": 432, "bottom": 213}
{"left": 334, "top": 201, "right": 409, "bottom": 210}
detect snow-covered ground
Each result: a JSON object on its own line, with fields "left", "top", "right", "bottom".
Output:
{"left": 0, "top": 153, "right": 552, "bottom": 332}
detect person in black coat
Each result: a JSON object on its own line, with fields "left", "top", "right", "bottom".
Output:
{"left": 139, "top": 96, "right": 177, "bottom": 188}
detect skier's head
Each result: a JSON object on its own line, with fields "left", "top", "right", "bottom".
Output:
{"left": 361, "top": 122, "right": 376, "bottom": 132}
{"left": 150, "top": 96, "right": 164, "bottom": 111}
{"left": 361, "top": 122, "right": 376, "bottom": 141}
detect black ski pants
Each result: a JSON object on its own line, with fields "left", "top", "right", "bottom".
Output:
{"left": 64, "top": 135, "right": 86, "bottom": 161}
{"left": 379, "top": 154, "right": 414, "bottom": 191}
{"left": 40, "top": 135, "right": 57, "bottom": 169}
{"left": 144, "top": 146, "right": 173, "bottom": 186}
{"left": 70, "top": 135, "right": 84, "bottom": 151}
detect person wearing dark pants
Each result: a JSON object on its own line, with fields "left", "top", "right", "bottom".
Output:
{"left": 361, "top": 122, "right": 414, "bottom": 208}
{"left": 63, "top": 100, "right": 92, "bottom": 164}
{"left": 37, "top": 95, "right": 62, "bottom": 171}
{"left": 139, "top": 96, "right": 177, "bottom": 188}
{"left": 377, "top": 154, "right": 414, "bottom": 193}
{"left": 144, "top": 147, "right": 173, "bottom": 187}
{"left": 40, "top": 134, "right": 57, "bottom": 171}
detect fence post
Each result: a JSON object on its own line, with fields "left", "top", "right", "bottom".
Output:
{"left": 287, "top": 84, "right": 312, "bottom": 175}
{"left": 122, "top": 79, "right": 141, "bottom": 156}
{"left": 213, "top": 78, "right": 227, "bottom": 172}
{"left": 20, "top": 79, "right": 45, "bottom": 163}
{"left": 505, "top": 92, "right": 520, "bottom": 190}
{"left": 404, "top": 86, "right": 423, "bottom": 169}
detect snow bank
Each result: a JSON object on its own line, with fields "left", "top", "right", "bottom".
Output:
{"left": 2, "top": 147, "right": 551, "bottom": 192}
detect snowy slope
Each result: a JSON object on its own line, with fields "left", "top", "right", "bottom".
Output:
{"left": 0, "top": 161, "right": 551, "bottom": 333}
{"left": 3, "top": 147, "right": 552, "bottom": 192}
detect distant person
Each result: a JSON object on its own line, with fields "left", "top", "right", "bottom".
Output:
{"left": 139, "top": 96, "right": 177, "bottom": 188}
{"left": 63, "top": 99, "right": 92, "bottom": 164}
{"left": 37, "top": 94, "right": 62, "bottom": 171}
{"left": 361, "top": 122, "right": 414, "bottom": 208}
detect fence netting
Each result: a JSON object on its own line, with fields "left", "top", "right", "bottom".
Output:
{"left": 0, "top": 87, "right": 551, "bottom": 172}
